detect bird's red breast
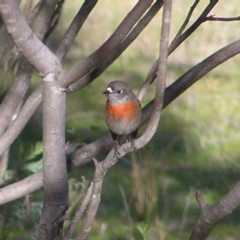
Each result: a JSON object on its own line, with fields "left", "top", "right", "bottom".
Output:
{"left": 106, "top": 101, "right": 140, "bottom": 123}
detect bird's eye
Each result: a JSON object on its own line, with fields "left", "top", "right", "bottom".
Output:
{"left": 117, "top": 90, "right": 122, "bottom": 94}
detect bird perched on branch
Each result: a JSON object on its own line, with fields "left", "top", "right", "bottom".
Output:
{"left": 103, "top": 81, "right": 142, "bottom": 156}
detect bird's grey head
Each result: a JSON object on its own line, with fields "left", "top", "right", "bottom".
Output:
{"left": 103, "top": 81, "right": 136, "bottom": 103}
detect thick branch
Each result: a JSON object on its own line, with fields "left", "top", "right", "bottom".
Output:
{"left": 0, "top": 0, "right": 61, "bottom": 76}
{"left": 38, "top": 74, "right": 68, "bottom": 239}
{"left": 0, "top": 0, "right": 60, "bottom": 136}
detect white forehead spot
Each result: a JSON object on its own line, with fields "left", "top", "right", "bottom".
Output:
{"left": 107, "top": 87, "right": 113, "bottom": 92}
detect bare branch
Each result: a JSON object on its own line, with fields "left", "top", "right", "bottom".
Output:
{"left": 138, "top": 0, "right": 217, "bottom": 102}
{"left": 43, "top": 0, "right": 65, "bottom": 41}
{"left": 190, "top": 181, "right": 240, "bottom": 240}
{"left": 58, "top": 0, "right": 154, "bottom": 88}
{"left": 32, "top": 0, "right": 60, "bottom": 39}
{"left": 0, "top": 0, "right": 62, "bottom": 137}
{"left": 136, "top": 0, "right": 172, "bottom": 148}
{"left": 0, "top": 85, "right": 43, "bottom": 156}
{"left": 0, "top": 56, "right": 32, "bottom": 136}
{"left": 170, "top": 0, "right": 200, "bottom": 52}
{"left": 38, "top": 73, "right": 68, "bottom": 239}
{"left": 56, "top": 0, "right": 98, "bottom": 61}
{"left": 0, "top": 0, "right": 62, "bottom": 76}
{"left": 0, "top": 171, "right": 43, "bottom": 204}
{"left": 169, "top": 0, "right": 218, "bottom": 55}
{"left": 67, "top": 0, "right": 163, "bottom": 92}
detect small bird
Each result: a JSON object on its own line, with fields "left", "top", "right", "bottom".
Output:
{"left": 103, "top": 81, "right": 142, "bottom": 156}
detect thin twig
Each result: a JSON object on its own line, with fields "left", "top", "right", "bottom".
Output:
{"left": 138, "top": 0, "right": 217, "bottom": 102}
{"left": 170, "top": 0, "right": 200, "bottom": 52}
{"left": 169, "top": 0, "right": 218, "bottom": 55}
{"left": 205, "top": 15, "right": 240, "bottom": 21}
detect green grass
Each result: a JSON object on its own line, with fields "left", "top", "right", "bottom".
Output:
{"left": 1, "top": 0, "right": 240, "bottom": 239}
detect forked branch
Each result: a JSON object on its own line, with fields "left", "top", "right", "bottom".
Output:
{"left": 190, "top": 182, "right": 240, "bottom": 239}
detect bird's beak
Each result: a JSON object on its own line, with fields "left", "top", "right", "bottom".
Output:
{"left": 103, "top": 87, "right": 113, "bottom": 94}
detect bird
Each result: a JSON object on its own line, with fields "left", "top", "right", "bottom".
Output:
{"left": 103, "top": 81, "right": 142, "bottom": 157}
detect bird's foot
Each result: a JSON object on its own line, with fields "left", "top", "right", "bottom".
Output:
{"left": 113, "top": 143, "right": 121, "bottom": 159}
{"left": 130, "top": 139, "right": 137, "bottom": 151}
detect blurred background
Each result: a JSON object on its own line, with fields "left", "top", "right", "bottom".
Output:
{"left": 1, "top": 0, "right": 240, "bottom": 239}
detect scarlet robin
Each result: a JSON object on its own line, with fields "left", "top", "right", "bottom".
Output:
{"left": 103, "top": 81, "right": 142, "bottom": 156}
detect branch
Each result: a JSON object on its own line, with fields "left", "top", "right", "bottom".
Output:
{"left": 1, "top": 39, "right": 240, "bottom": 205}
{"left": 136, "top": 0, "right": 172, "bottom": 147}
{"left": 137, "top": 0, "right": 218, "bottom": 101}
{"left": 38, "top": 73, "right": 68, "bottom": 239}
{"left": 67, "top": 0, "right": 163, "bottom": 92}
{"left": 0, "top": 171, "right": 43, "bottom": 204}
{"left": 0, "top": 0, "right": 62, "bottom": 76}
{"left": 58, "top": 0, "right": 154, "bottom": 88}
{"left": 205, "top": 15, "right": 240, "bottom": 21}
{"left": 0, "top": 56, "right": 32, "bottom": 136}
{"left": 0, "top": 0, "right": 60, "bottom": 136}
{"left": 55, "top": 0, "right": 98, "bottom": 61}
{"left": 169, "top": 0, "right": 200, "bottom": 53}
{"left": 0, "top": 85, "right": 43, "bottom": 156}
{"left": 31, "top": 0, "right": 61, "bottom": 39}
{"left": 190, "top": 183, "right": 240, "bottom": 240}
